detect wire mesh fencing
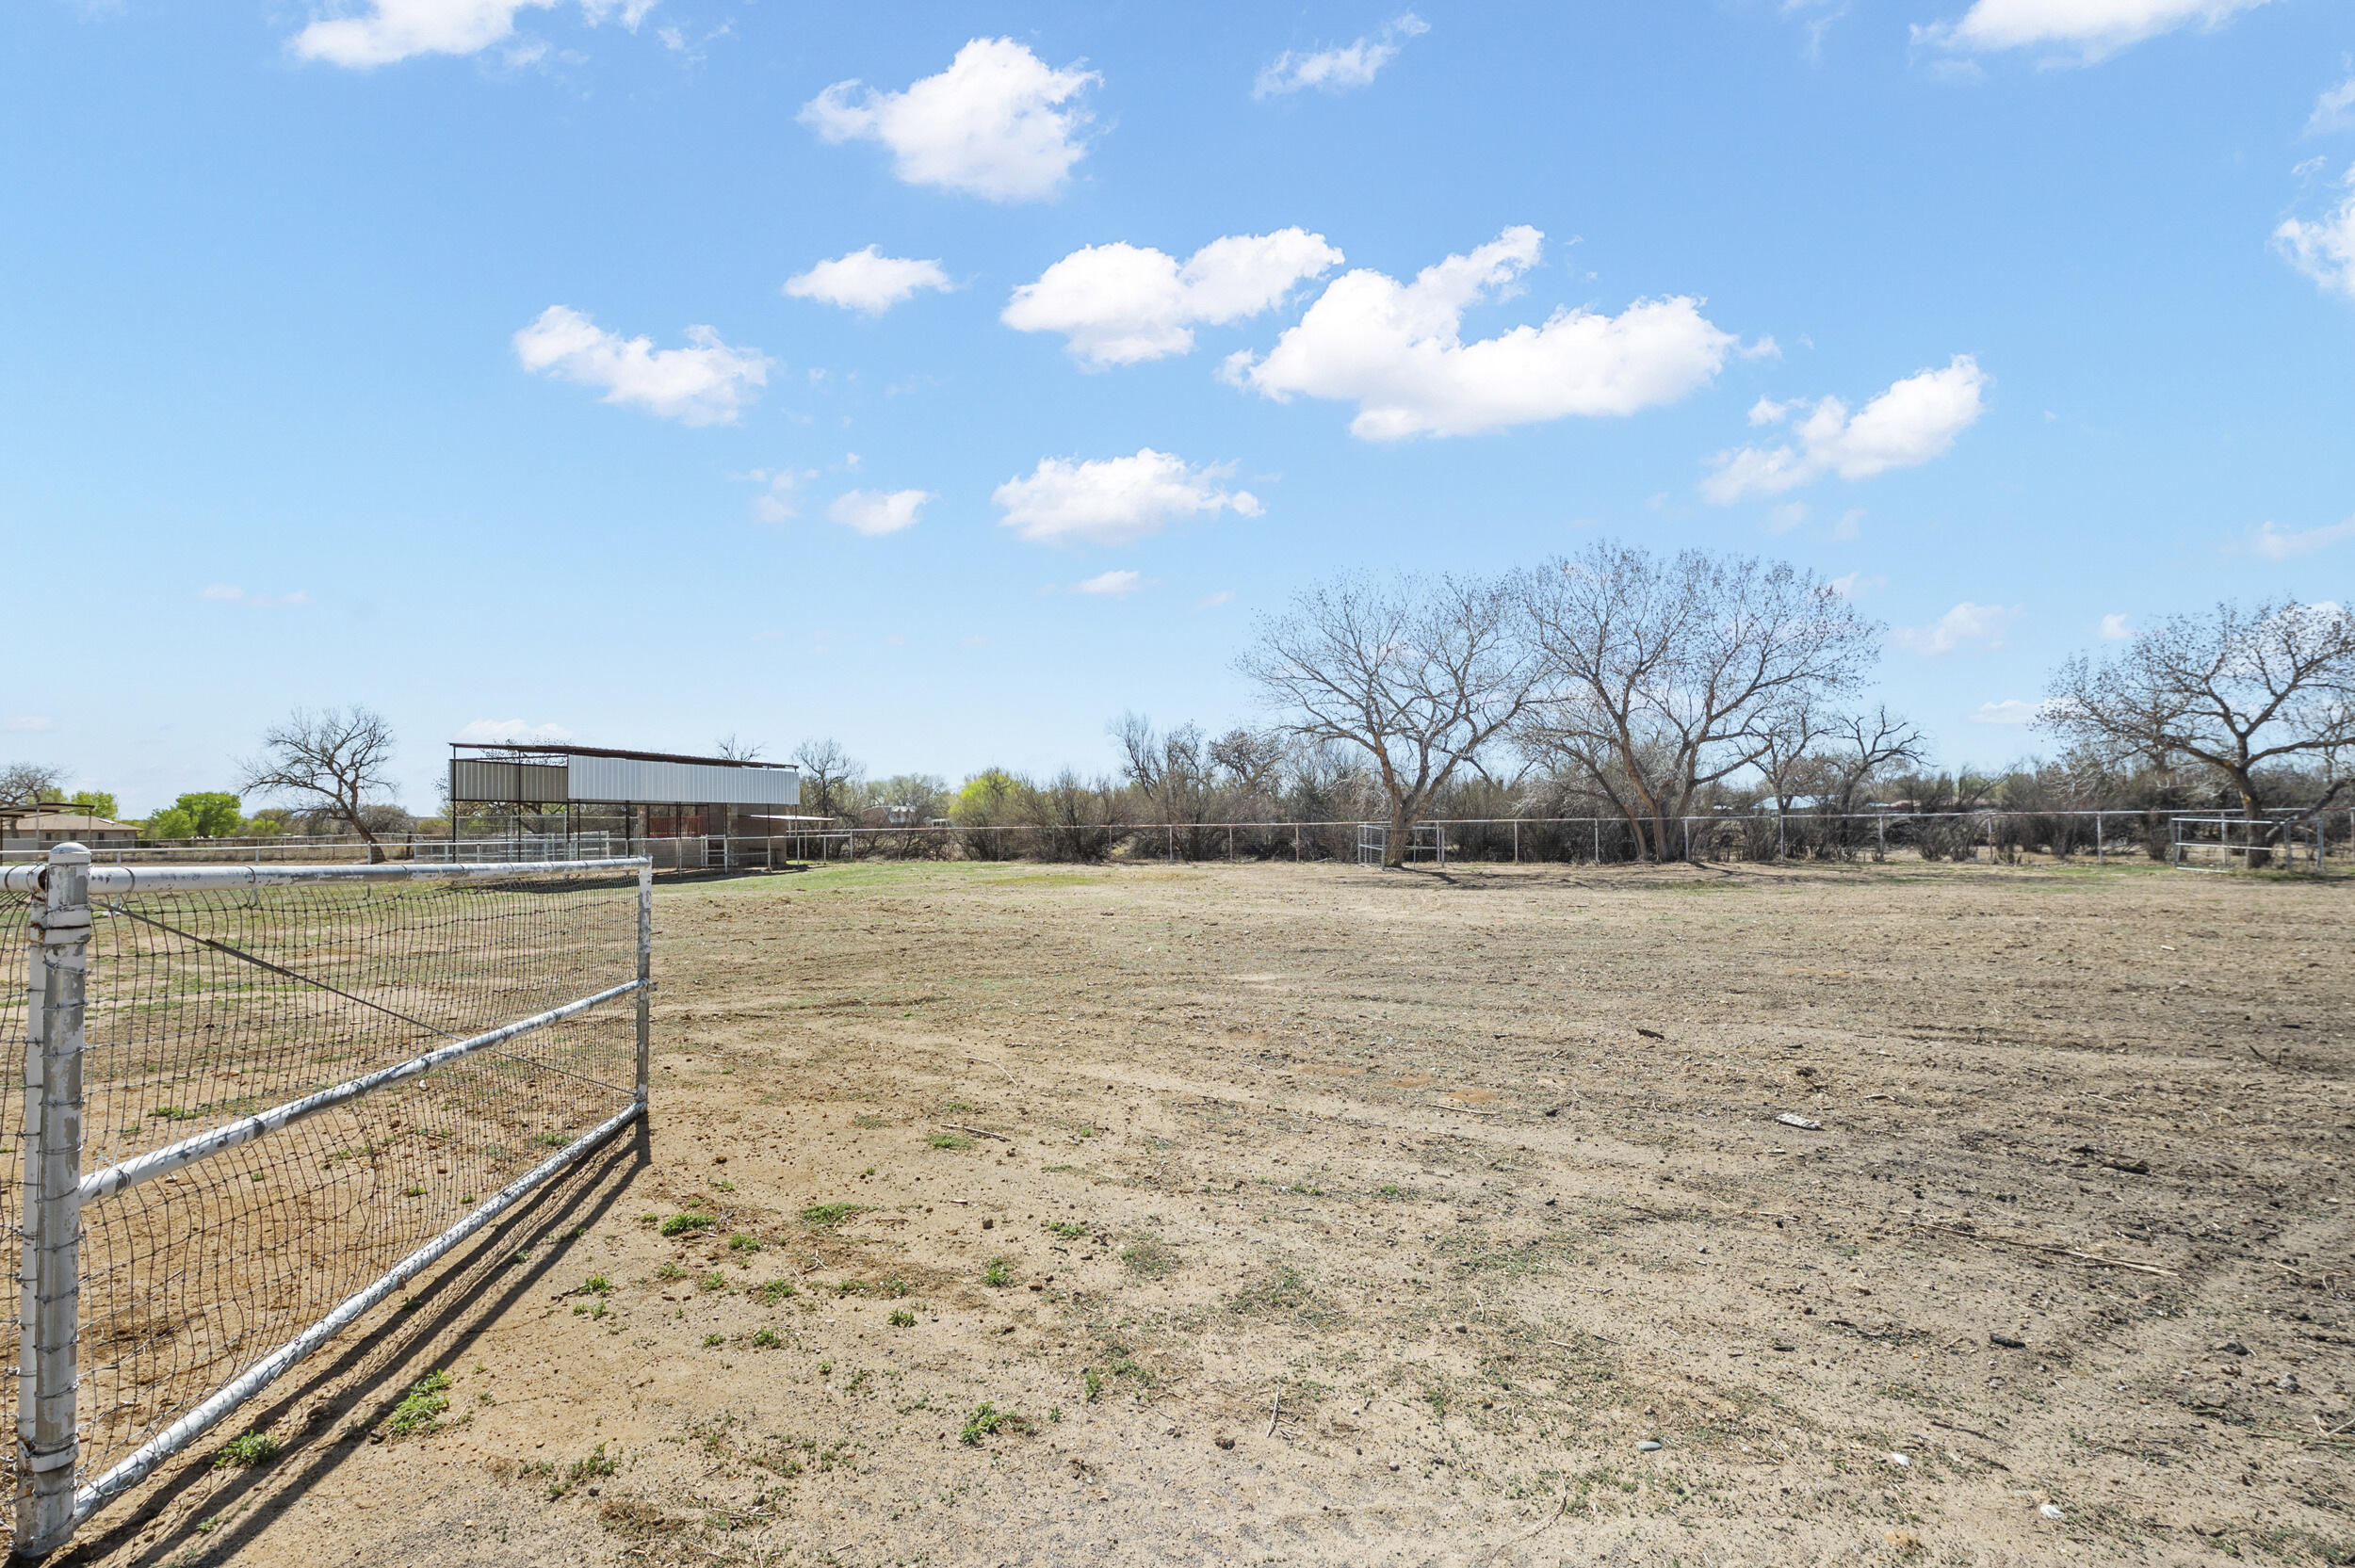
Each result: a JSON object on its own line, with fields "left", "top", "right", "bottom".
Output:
{"left": 6, "top": 848, "right": 651, "bottom": 1555}
{"left": 752, "top": 809, "right": 2355, "bottom": 869}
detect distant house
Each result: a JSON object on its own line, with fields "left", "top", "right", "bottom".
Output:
{"left": 0, "top": 809, "right": 140, "bottom": 854}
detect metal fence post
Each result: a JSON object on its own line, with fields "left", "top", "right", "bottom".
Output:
{"left": 2095, "top": 813, "right": 2103, "bottom": 863}
{"left": 634, "top": 863, "right": 653, "bottom": 1109}
{"left": 17, "top": 843, "right": 89, "bottom": 1558}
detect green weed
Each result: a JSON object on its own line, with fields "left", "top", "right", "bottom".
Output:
{"left": 212, "top": 1431, "right": 280, "bottom": 1469}
{"left": 959, "top": 1402, "right": 1031, "bottom": 1445}
{"left": 385, "top": 1370, "right": 452, "bottom": 1436}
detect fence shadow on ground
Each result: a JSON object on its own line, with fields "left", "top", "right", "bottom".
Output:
{"left": 73, "top": 1121, "right": 649, "bottom": 1568}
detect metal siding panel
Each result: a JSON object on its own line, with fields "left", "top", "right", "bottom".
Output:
{"left": 561, "top": 756, "right": 796, "bottom": 805}
{"left": 449, "top": 760, "right": 569, "bottom": 801}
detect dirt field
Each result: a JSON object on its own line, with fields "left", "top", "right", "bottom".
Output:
{"left": 71, "top": 857, "right": 2355, "bottom": 1568}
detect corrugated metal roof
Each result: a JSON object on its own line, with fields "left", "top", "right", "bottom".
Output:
{"left": 449, "top": 741, "right": 796, "bottom": 771}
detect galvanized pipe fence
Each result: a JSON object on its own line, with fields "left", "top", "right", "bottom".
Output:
{"left": 5, "top": 845, "right": 652, "bottom": 1555}
{"left": 18, "top": 809, "right": 2353, "bottom": 874}
{"left": 616, "top": 807, "right": 2355, "bottom": 870}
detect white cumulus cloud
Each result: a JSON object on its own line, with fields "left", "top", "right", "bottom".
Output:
{"left": 784, "top": 247, "right": 954, "bottom": 315}
{"left": 1254, "top": 13, "right": 1427, "bottom": 97}
{"left": 1072, "top": 569, "right": 1142, "bottom": 597}
{"left": 290, "top": 0, "right": 653, "bottom": 69}
{"left": 828, "top": 489, "right": 933, "bottom": 536}
{"left": 799, "top": 38, "right": 1096, "bottom": 203}
{"left": 1895, "top": 601, "right": 2021, "bottom": 657}
{"left": 2099, "top": 612, "right": 2135, "bottom": 640}
{"left": 994, "top": 448, "right": 1263, "bottom": 545}
{"left": 1914, "top": 0, "right": 2270, "bottom": 62}
{"left": 2249, "top": 516, "right": 2355, "bottom": 559}
{"left": 453, "top": 719, "right": 576, "bottom": 744}
{"left": 1702, "top": 356, "right": 1987, "bottom": 505}
{"left": 512, "top": 306, "right": 770, "bottom": 426}
{"left": 1225, "top": 227, "right": 1734, "bottom": 440}
{"left": 2275, "top": 170, "right": 2355, "bottom": 299}
{"left": 1970, "top": 700, "right": 2043, "bottom": 725}
{"left": 1002, "top": 229, "right": 1343, "bottom": 367}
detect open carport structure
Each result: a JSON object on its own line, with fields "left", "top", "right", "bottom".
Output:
{"left": 447, "top": 742, "right": 816, "bottom": 869}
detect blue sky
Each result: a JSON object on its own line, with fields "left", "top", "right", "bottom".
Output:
{"left": 6, "top": 0, "right": 2352, "bottom": 813}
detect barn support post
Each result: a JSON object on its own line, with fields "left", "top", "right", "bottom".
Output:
{"left": 16, "top": 843, "right": 89, "bottom": 1559}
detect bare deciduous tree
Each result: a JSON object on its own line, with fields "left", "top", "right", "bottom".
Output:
{"left": 1817, "top": 705, "right": 1927, "bottom": 817}
{"left": 713, "top": 734, "right": 766, "bottom": 761}
{"left": 1, "top": 762, "right": 67, "bottom": 808}
{"left": 1515, "top": 543, "right": 1880, "bottom": 862}
{"left": 238, "top": 706, "right": 398, "bottom": 862}
{"left": 1112, "top": 714, "right": 1212, "bottom": 827}
{"left": 791, "top": 737, "right": 862, "bottom": 821}
{"left": 2041, "top": 599, "right": 2355, "bottom": 827}
{"left": 1238, "top": 574, "right": 1535, "bottom": 867}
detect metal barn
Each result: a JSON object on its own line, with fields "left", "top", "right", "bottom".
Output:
{"left": 447, "top": 742, "right": 824, "bottom": 869}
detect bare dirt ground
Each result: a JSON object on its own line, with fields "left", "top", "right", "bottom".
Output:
{"left": 69, "top": 857, "right": 2355, "bottom": 1568}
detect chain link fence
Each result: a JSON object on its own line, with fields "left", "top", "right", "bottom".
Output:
{"left": 6, "top": 847, "right": 651, "bottom": 1554}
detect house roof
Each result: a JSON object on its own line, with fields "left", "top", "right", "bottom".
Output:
{"left": 0, "top": 809, "right": 137, "bottom": 832}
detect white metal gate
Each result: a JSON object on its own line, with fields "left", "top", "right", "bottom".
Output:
{"left": 2171, "top": 816, "right": 2324, "bottom": 872}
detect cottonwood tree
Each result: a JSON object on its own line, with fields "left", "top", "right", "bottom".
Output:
{"left": 2041, "top": 599, "right": 2355, "bottom": 832}
{"left": 1238, "top": 573, "right": 1536, "bottom": 867}
{"left": 790, "top": 737, "right": 862, "bottom": 820}
{"left": 239, "top": 706, "right": 398, "bottom": 862}
{"left": 1515, "top": 543, "right": 1880, "bottom": 862}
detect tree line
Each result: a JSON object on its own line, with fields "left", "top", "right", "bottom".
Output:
{"left": 883, "top": 542, "right": 2354, "bottom": 868}
{"left": 10, "top": 543, "right": 2348, "bottom": 868}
